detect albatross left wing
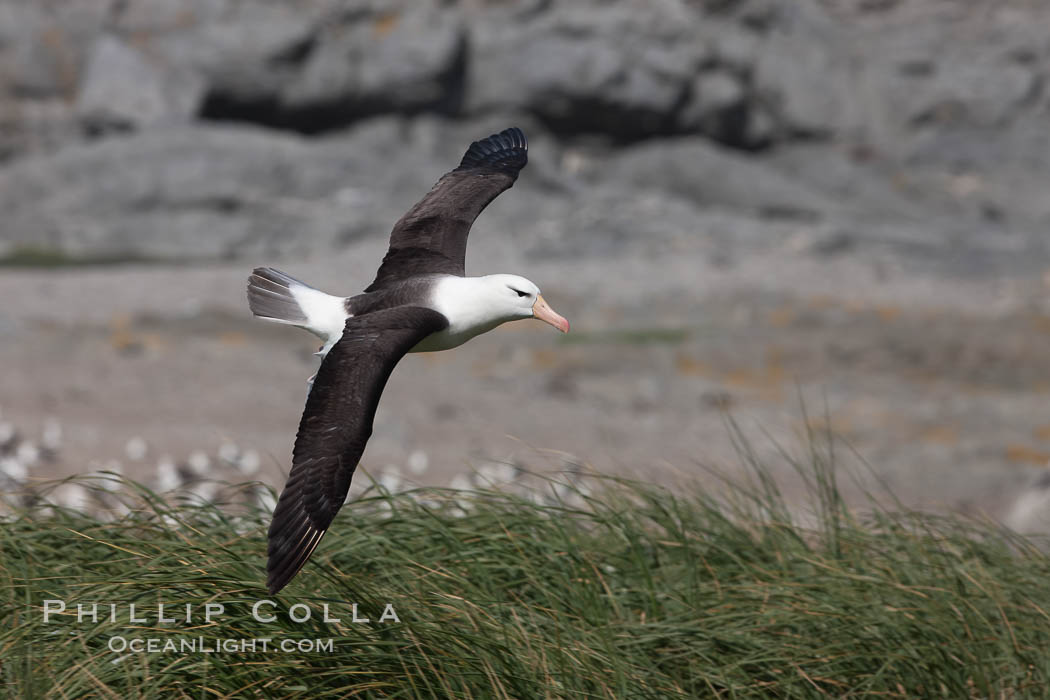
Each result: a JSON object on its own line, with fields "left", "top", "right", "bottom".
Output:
{"left": 266, "top": 306, "right": 448, "bottom": 594}
{"left": 365, "top": 127, "right": 528, "bottom": 292}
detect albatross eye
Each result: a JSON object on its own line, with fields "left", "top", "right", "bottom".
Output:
{"left": 511, "top": 289, "right": 529, "bottom": 298}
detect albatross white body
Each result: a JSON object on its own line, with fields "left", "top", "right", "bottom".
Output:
{"left": 246, "top": 127, "right": 569, "bottom": 595}
{"left": 264, "top": 273, "right": 561, "bottom": 358}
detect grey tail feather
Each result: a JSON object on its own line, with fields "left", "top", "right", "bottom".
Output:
{"left": 247, "top": 267, "right": 310, "bottom": 324}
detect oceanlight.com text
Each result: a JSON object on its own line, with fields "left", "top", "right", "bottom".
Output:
{"left": 108, "top": 636, "right": 335, "bottom": 654}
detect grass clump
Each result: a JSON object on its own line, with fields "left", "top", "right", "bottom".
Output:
{"left": 2, "top": 459, "right": 1049, "bottom": 698}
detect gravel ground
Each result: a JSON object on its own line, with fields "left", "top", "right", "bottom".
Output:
{"left": 3, "top": 238, "right": 1049, "bottom": 523}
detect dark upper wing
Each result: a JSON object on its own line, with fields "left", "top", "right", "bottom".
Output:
{"left": 266, "top": 306, "right": 448, "bottom": 594}
{"left": 365, "top": 127, "right": 528, "bottom": 292}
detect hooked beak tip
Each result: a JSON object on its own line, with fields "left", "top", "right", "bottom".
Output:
{"left": 533, "top": 295, "right": 569, "bottom": 333}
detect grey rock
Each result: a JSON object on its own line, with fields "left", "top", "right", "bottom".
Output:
{"left": 0, "top": 117, "right": 586, "bottom": 262}
{"left": 677, "top": 70, "right": 746, "bottom": 138}
{"left": 150, "top": 9, "right": 320, "bottom": 104}
{"left": 0, "top": 0, "right": 1048, "bottom": 155}
{"left": 596, "top": 137, "right": 836, "bottom": 219}
{"left": 901, "top": 55, "right": 1038, "bottom": 129}
{"left": 0, "top": 97, "right": 80, "bottom": 161}
{"left": 5, "top": 0, "right": 115, "bottom": 98}
{"left": 809, "top": 229, "right": 856, "bottom": 257}
{"left": 864, "top": 14, "right": 1048, "bottom": 146}
{"left": 743, "top": 104, "right": 777, "bottom": 147}
{"left": 285, "top": 6, "right": 466, "bottom": 114}
{"left": 702, "top": 22, "right": 759, "bottom": 73}
{"left": 522, "top": 186, "right": 715, "bottom": 260}
{"left": 113, "top": 0, "right": 237, "bottom": 33}
{"left": 0, "top": 0, "right": 1048, "bottom": 277}
{"left": 753, "top": 27, "right": 855, "bottom": 138}
{"left": 467, "top": 4, "right": 705, "bottom": 138}
{"left": 146, "top": 3, "right": 469, "bottom": 132}
{"left": 0, "top": 125, "right": 401, "bottom": 260}
{"left": 76, "top": 35, "right": 206, "bottom": 133}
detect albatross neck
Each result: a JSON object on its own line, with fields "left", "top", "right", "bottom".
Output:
{"left": 426, "top": 275, "right": 520, "bottom": 344}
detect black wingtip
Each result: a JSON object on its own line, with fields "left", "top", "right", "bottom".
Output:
{"left": 266, "top": 522, "right": 326, "bottom": 595}
{"left": 266, "top": 492, "right": 329, "bottom": 594}
{"left": 457, "top": 127, "right": 528, "bottom": 174}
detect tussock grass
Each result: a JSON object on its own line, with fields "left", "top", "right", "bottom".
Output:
{"left": 3, "top": 454, "right": 1050, "bottom": 698}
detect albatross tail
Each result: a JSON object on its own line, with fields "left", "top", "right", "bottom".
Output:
{"left": 247, "top": 267, "right": 349, "bottom": 346}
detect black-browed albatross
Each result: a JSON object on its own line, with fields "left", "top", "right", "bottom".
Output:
{"left": 247, "top": 127, "right": 569, "bottom": 594}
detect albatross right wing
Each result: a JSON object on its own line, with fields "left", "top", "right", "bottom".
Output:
{"left": 266, "top": 306, "right": 447, "bottom": 594}
{"left": 365, "top": 127, "right": 529, "bottom": 292}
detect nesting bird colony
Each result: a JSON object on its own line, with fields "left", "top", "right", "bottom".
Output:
{"left": 0, "top": 407, "right": 267, "bottom": 519}
{"left": 0, "top": 408, "right": 593, "bottom": 522}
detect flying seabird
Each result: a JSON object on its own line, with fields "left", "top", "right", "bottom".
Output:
{"left": 247, "top": 127, "right": 569, "bottom": 594}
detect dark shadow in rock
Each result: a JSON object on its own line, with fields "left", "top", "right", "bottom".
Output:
{"left": 198, "top": 34, "right": 468, "bottom": 135}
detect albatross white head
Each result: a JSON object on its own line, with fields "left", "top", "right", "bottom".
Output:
{"left": 428, "top": 273, "right": 569, "bottom": 350}
{"left": 486, "top": 273, "right": 570, "bottom": 332}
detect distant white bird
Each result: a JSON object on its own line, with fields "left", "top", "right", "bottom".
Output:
{"left": 474, "top": 462, "right": 517, "bottom": 486}
{"left": 124, "top": 436, "right": 148, "bottom": 462}
{"left": 448, "top": 474, "right": 473, "bottom": 492}
{"left": 97, "top": 460, "right": 124, "bottom": 493}
{"left": 378, "top": 467, "right": 403, "bottom": 494}
{"left": 41, "top": 418, "right": 62, "bottom": 455}
{"left": 254, "top": 487, "right": 277, "bottom": 513}
{"left": 0, "top": 422, "right": 17, "bottom": 451}
{"left": 0, "top": 456, "right": 27, "bottom": 483}
{"left": 155, "top": 455, "right": 180, "bottom": 492}
{"left": 183, "top": 450, "right": 210, "bottom": 479}
{"left": 15, "top": 441, "right": 39, "bottom": 469}
{"left": 188, "top": 480, "right": 219, "bottom": 502}
{"left": 407, "top": 449, "right": 430, "bottom": 476}
{"left": 237, "top": 449, "right": 261, "bottom": 477}
{"left": 407, "top": 449, "right": 428, "bottom": 476}
{"left": 49, "top": 482, "right": 94, "bottom": 513}
{"left": 218, "top": 442, "right": 240, "bottom": 465}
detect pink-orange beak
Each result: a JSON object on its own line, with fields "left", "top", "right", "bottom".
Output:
{"left": 532, "top": 295, "right": 569, "bottom": 333}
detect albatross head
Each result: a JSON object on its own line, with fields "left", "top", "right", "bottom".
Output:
{"left": 435, "top": 274, "right": 569, "bottom": 336}
{"left": 483, "top": 274, "right": 570, "bottom": 333}
{"left": 430, "top": 274, "right": 569, "bottom": 343}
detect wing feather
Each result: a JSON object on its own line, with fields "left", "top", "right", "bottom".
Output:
{"left": 365, "top": 127, "right": 528, "bottom": 291}
{"left": 266, "top": 306, "right": 448, "bottom": 594}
